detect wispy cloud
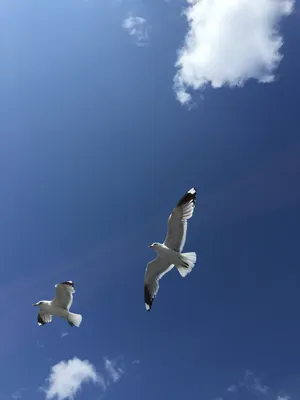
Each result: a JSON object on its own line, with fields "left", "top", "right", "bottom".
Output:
{"left": 174, "top": 0, "right": 294, "bottom": 105}
{"left": 61, "top": 332, "right": 68, "bottom": 338}
{"left": 221, "top": 370, "right": 294, "bottom": 400}
{"left": 227, "top": 385, "right": 237, "bottom": 393}
{"left": 123, "top": 13, "right": 150, "bottom": 46}
{"left": 241, "top": 370, "right": 269, "bottom": 395}
{"left": 12, "top": 388, "right": 25, "bottom": 400}
{"left": 277, "top": 395, "right": 291, "bottom": 400}
{"left": 104, "top": 357, "right": 125, "bottom": 384}
{"left": 42, "top": 358, "right": 104, "bottom": 400}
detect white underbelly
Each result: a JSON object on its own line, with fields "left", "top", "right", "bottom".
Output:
{"left": 51, "top": 306, "right": 68, "bottom": 318}
{"left": 159, "top": 246, "right": 181, "bottom": 265}
{"left": 42, "top": 304, "right": 68, "bottom": 319}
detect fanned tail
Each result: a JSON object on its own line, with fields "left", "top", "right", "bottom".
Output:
{"left": 177, "top": 252, "right": 197, "bottom": 277}
{"left": 67, "top": 312, "right": 82, "bottom": 327}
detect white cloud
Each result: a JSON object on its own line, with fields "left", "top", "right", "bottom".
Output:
{"left": 253, "top": 378, "right": 269, "bottom": 395}
{"left": 227, "top": 385, "right": 237, "bottom": 393}
{"left": 12, "top": 389, "right": 25, "bottom": 400}
{"left": 61, "top": 332, "right": 68, "bottom": 338}
{"left": 174, "top": 0, "right": 294, "bottom": 105}
{"left": 242, "top": 370, "right": 269, "bottom": 395}
{"left": 123, "top": 13, "right": 150, "bottom": 46}
{"left": 42, "top": 356, "right": 129, "bottom": 400}
{"left": 223, "top": 371, "right": 292, "bottom": 400}
{"left": 277, "top": 395, "right": 291, "bottom": 400}
{"left": 104, "top": 357, "right": 125, "bottom": 383}
{"left": 43, "top": 358, "right": 105, "bottom": 400}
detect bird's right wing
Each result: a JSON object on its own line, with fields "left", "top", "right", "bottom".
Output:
{"left": 37, "top": 311, "right": 52, "bottom": 326}
{"left": 164, "top": 187, "right": 197, "bottom": 252}
{"left": 51, "top": 281, "right": 75, "bottom": 310}
{"left": 144, "top": 257, "right": 174, "bottom": 311}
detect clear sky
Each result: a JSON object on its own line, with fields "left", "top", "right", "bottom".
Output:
{"left": 1, "top": 0, "right": 300, "bottom": 399}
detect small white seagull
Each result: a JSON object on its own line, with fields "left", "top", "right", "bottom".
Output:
{"left": 32, "top": 281, "right": 82, "bottom": 327}
{"left": 144, "top": 187, "right": 197, "bottom": 311}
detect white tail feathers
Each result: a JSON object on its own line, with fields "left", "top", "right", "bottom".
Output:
{"left": 67, "top": 312, "right": 82, "bottom": 327}
{"left": 177, "top": 252, "right": 197, "bottom": 277}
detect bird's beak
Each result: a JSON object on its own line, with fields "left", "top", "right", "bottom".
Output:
{"left": 32, "top": 303, "right": 37, "bottom": 307}
{"left": 148, "top": 244, "right": 152, "bottom": 248}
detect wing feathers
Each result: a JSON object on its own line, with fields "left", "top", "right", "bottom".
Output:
{"left": 164, "top": 188, "right": 197, "bottom": 252}
{"left": 144, "top": 257, "right": 173, "bottom": 311}
{"left": 52, "top": 281, "right": 75, "bottom": 310}
{"left": 38, "top": 312, "right": 52, "bottom": 326}
{"left": 176, "top": 187, "right": 197, "bottom": 208}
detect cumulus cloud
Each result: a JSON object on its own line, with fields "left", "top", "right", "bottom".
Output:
{"left": 123, "top": 13, "right": 150, "bottom": 46}
{"left": 43, "top": 358, "right": 104, "bottom": 400}
{"left": 104, "top": 357, "right": 125, "bottom": 383}
{"left": 42, "top": 356, "right": 128, "bottom": 400}
{"left": 174, "top": 0, "right": 294, "bottom": 105}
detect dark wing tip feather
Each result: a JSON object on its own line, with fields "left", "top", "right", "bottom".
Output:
{"left": 37, "top": 314, "right": 46, "bottom": 326}
{"left": 176, "top": 187, "right": 197, "bottom": 207}
{"left": 61, "top": 281, "right": 74, "bottom": 287}
{"left": 144, "top": 285, "right": 153, "bottom": 311}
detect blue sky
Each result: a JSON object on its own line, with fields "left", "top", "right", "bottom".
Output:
{"left": 1, "top": 0, "right": 300, "bottom": 399}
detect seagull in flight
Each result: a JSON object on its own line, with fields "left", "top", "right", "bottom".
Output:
{"left": 144, "top": 187, "right": 197, "bottom": 311}
{"left": 32, "top": 281, "right": 82, "bottom": 327}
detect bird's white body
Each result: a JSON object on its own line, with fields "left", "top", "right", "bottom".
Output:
{"left": 38, "top": 301, "right": 70, "bottom": 319}
{"left": 151, "top": 243, "right": 182, "bottom": 266}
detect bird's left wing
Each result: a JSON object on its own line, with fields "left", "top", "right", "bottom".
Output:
{"left": 51, "top": 281, "right": 75, "bottom": 310}
{"left": 164, "top": 187, "right": 197, "bottom": 252}
{"left": 37, "top": 311, "right": 52, "bottom": 326}
{"left": 144, "top": 257, "right": 174, "bottom": 311}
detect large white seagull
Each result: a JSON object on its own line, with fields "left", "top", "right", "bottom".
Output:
{"left": 144, "top": 187, "right": 197, "bottom": 311}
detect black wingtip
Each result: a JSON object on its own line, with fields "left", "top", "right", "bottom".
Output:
{"left": 37, "top": 314, "right": 46, "bottom": 326}
{"left": 177, "top": 187, "right": 197, "bottom": 207}
{"left": 61, "top": 281, "right": 74, "bottom": 287}
{"left": 144, "top": 285, "right": 153, "bottom": 312}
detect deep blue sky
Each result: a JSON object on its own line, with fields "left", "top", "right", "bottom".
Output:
{"left": 1, "top": 1, "right": 300, "bottom": 399}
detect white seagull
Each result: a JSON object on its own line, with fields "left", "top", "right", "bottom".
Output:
{"left": 144, "top": 187, "right": 197, "bottom": 311}
{"left": 32, "top": 281, "right": 82, "bottom": 327}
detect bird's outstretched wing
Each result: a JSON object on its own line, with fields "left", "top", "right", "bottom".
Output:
{"left": 144, "top": 257, "right": 174, "bottom": 311}
{"left": 37, "top": 311, "right": 52, "bottom": 326}
{"left": 51, "top": 281, "right": 75, "bottom": 311}
{"left": 164, "top": 188, "right": 197, "bottom": 252}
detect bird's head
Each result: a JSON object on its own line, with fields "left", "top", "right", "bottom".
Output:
{"left": 32, "top": 301, "right": 45, "bottom": 307}
{"left": 148, "top": 242, "right": 159, "bottom": 249}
